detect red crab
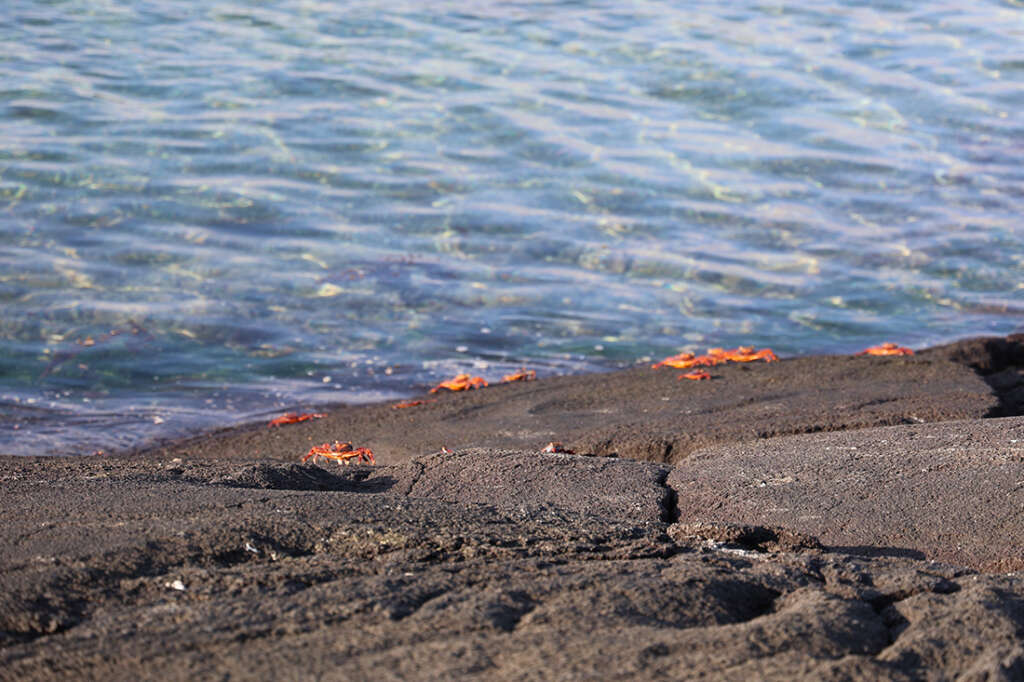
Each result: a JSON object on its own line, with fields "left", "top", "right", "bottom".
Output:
{"left": 541, "top": 442, "right": 575, "bottom": 454}
{"left": 706, "top": 346, "right": 778, "bottom": 363}
{"left": 653, "top": 345, "right": 778, "bottom": 370}
{"left": 501, "top": 368, "right": 536, "bottom": 383}
{"left": 429, "top": 373, "right": 488, "bottom": 393}
{"left": 268, "top": 412, "right": 325, "bottom": 427}
{"left": 302, "top": 441, "right": 375, "bottom": 465}
{"left": 652, "top": 352, "right": 702, "bottom": 369}
{"left": 856, "top": 342, "right": 914, "bottom": 357}
{"left": 678, "top": 369, "right": 711, "bottom": 381}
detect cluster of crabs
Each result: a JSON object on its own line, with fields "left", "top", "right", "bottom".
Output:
{"left": 270, "top": 342, "right": 912, "bottom": 466}
{"left": 652, "top": 345, "right": 779, "bottom": 380}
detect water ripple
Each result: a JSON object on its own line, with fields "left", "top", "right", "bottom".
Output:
{"left": 1, "top": 0, "right": 1021, "bottom": 454}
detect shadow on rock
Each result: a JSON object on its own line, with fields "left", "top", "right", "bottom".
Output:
{"left": 927, "top": 333, "right": 1024, "bottom": 417}
{"left": 215, "top": 463, "right": 395, "bottom": 492}
{"left": 828, "top": 545, "right": 927, "bottom": 561}
{"left": 669, "top": 521, "right": 823, "bottom": 553}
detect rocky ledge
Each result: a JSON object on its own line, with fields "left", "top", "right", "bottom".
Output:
{"left": 2, "top": 334, "right": 1023, "bottom": 680}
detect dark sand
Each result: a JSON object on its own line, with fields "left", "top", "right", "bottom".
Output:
{"left": 2, "top": 334, "right": 1023, "bottom": 680}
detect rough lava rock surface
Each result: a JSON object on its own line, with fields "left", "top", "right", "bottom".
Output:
{"left": 2, "top": 334, "right": 1024, "bottom": 680}
{"left": 146, "top": 338, "right": 1017, "bottom": 466}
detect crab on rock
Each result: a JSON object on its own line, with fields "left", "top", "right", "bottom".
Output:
{"left": 429, "top": 373, "right": 488, "bottom": 393}
{"left": 268, "top": 412, "right": 325, "bottom": 427}
{"left": 653, "top": 345, "right": 778, "bottom": 369}
{"left": 856, "top": 342, "right": 914, "bottom": 356}
{"left": 501, "top": 368, "right": 536, "bottom": 383}
{"left": 302, "top": 441, "right": 375, "bottom": 465}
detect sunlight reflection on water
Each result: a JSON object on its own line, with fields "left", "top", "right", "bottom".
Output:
{"left": 1, "top": 0, "right": 1022, "bottom": 454}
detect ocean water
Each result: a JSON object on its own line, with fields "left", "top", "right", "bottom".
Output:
{"left": 1, "top": 0, "right": 1022, "bottom": 455}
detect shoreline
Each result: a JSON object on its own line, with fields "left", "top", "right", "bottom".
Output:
{"left": 2, "top": 333, "right": 1023, "bottom": 680}
{"left": 137, "top": 333, "right": 1023, "bottom": 466}
{"left": 2, "top": 331, "right": 1017, "bottom": 461}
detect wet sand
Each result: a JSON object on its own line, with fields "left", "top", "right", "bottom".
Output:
{"left": 2, "top": 334, "right": 1023, "bottom": 680}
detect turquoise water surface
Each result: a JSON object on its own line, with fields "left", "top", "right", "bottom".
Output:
{"left": 2, "top": 0, "right": 1022, "bottom": 455}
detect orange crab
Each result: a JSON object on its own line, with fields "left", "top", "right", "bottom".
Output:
{"left": 706, "top": 346, "right": 779, "bottom": 363}
{"left": 653, "top": 345, "right": 778, "bottom": 370}
{"left": 268, "top": 412, "right": 325, "bottom": 427}
{"left": 678, "top": 369, "right": 711, "bottom": 381}
{"left": 652, "top": 352, "right": 702, "bottom": 369}
{"left": 501, "top": 368, "right": 536, "bottom": 383}
{"left": 302, "top": 441, "right": 375, "bottom": 465}
{"left": 541, "top": 442, "right": 575, "bottom": 454}
{"left": 856, "top": 342, "right": 914, "bottom": 357}
{"left": 429, "top": 373, "right": 488, "bottom": 393}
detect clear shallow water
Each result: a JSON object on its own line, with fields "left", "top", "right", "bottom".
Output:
{"left": 1, "top": 0, "right": 1022, "bottom": 455}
